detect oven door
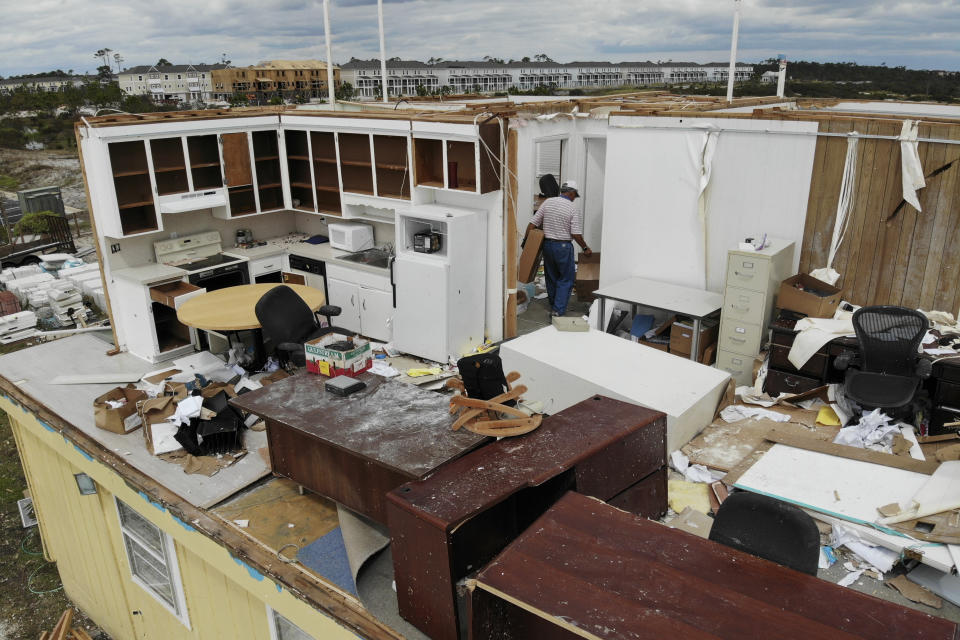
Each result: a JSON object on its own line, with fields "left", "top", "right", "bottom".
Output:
{"left": 189, "top": 265, "right": 249, "bottom": 291}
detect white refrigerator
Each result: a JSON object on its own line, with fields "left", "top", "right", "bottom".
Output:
{"left": 393, "top": 204, "right": 487, "bottom": 363}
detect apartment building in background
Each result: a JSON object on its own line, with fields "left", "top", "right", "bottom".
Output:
{"left": 210, "top": 60, "right": 341, "bottom": 103}
{"left": 340, "top": 59, "right": 754, "bottom": 98}
{"left": 117, "top": 64, "right": 228, "bottom": 103}
{"left": 0, "top": 74, "right": 96, "bottom": 95}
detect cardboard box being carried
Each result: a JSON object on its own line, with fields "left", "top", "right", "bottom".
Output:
{"left": 669, "top": 319, "right": 718, "bottom": 360}
{"left": 777, "top": 274, "right": 842, "bottom": 318}
{"left": 518, "top": 229, "right": 545, "bottom": 284}
{"left": 575, "top": 252, "right": 601, "bottom": 302}
{"left": 305, "top": 334, "right": 372, "bottom": 378}
{"left": 93, "top": 384, "right": 147, "bottom": 434}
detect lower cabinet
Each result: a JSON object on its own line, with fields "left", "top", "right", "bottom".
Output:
{"left": 326, "top": 265, "right": 392, "bottom": 342}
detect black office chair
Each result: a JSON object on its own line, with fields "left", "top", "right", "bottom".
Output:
{"left": 709, "top": 492, "right": 820, "bottom": 576}
{"left": 255, "top": 285, "right": 344, "bottom": 368}
{"left": 538, "top": 173, "right": 560, "bottom": 198}
{"left": 835, "top": 305, "right": 931, "bottom": 411}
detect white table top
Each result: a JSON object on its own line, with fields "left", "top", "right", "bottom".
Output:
{"left": 594, "top": 276, "right": 723, "bottom": 319}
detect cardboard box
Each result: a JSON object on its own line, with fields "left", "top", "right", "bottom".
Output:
{"left": 669, "top": 319, "right": 718, "bottom": 359}
{"left": 93, "top": 384, "right": 147, "bottom": 434}
{"left": 777, "top": 274, "right": 842, "bottom": 318}
{"left": 575, "top": 252, "right": 601, "bottom": 301}
{"left": 305, "top": 335, "right": 372, "bottom": 378}
{"left": 140, "top": 396, "right": 179, "bottom": 455}
{"left": 518, "top": 229, "right": 545, "bottom": 284}
{"left": 672, "top": 342, "right": 718, "bottom": 365}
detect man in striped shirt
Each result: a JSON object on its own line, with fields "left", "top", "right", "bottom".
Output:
{"left": 526, "top": 180, "right": 592, "bottom": 317}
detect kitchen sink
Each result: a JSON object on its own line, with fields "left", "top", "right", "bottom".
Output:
{"left": 340, "top": 248, "right": 393, "bottom": 269}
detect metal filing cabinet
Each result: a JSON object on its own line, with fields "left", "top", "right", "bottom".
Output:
{"left": 715, "top": 238, "right": 795, "bottom": 385}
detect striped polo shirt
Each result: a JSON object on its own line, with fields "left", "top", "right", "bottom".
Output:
{"left": 531, "top": 196, "right": 583, "bottom": 241}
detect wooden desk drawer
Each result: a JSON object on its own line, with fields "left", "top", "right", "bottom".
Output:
{"left": 719, "top": 317, "right": 763, "bottom": 356}
{"left": 716, "top": 349, "right": 753, "bottom": 386}
{"left": 723, "top": 286, "right": 766, "bottom": 325}
{"left": 726, "top": 254, "right": 769, "bottom": 292}
{"left": 769, "top": 343, "right": 828, "bottom": 379}
{"left": 764, "top": 368, "right": 821, "bottom": 396}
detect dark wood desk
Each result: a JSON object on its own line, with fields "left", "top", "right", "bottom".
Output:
{"left": 387, "top": 396, "right": 667, "bottom": 640}
{"left": 470, "top": 491, "right": 960, "bottom": 640}
{"left": 229, "top": 373, "right": 488, "bottom": 524}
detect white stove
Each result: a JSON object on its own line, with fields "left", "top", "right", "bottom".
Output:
{"left": 154, "top": 231, "right": 250, "bottom": 290}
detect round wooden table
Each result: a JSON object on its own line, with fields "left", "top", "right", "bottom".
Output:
{"left": 177, "top": 283, "right": 326, "bottom": 331}
{"left": 177, "top": 284, "right": 326, "bottom": 369}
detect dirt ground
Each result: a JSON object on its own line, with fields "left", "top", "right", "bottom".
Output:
{"left": 0, "top": 147, "right": 86, "bottom": 210}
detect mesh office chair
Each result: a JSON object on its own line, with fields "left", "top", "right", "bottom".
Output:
{"left": 709, "top": 492, "right": 820, "bottom": 576}
{"left": 255, "top": 285, "right": 344, "bottom": 368}
{"left": 835, "top": 305, "right": 931, "bottom": 410}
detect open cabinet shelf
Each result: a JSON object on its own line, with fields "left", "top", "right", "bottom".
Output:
{"left": 109, "top": 140, "right": 160, "bottom": 235}
{"left": 228, "top": 186, "right": 257, "bottom": 216}
{"left": 150, "top": 137, "right": 189, "bottom": 196}
{"left": 253, "top": 130, "right": 283, "bottom": 211}
{"left": 414, "top": 138, "right": 444, "bottom": 188}
{"left": 187, "top": 135, "right": 223, "bottom": 189}
{"left": 374, "top": 135, "right": 410, "bottom": 199}
{"left": 446, "top": 140, "right": 478, "bottom": 192}
{"left": 338, "top": 133, "right": 374, "bottom": 194}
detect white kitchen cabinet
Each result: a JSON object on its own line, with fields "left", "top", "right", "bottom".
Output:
{"left": 358, "top": 287, "right": 392, "bottom": 342}
{"left": 325, "top": 263, "right": 393, "bottom": 341}
{"left": 112, "top": 275, "right": 205, "bottom": 362}
{"left": 327, "top": 276, "right": 362, "bottom": 334}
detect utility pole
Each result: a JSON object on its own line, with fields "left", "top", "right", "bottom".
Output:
{"left": 726, "top": 0, "right": 742, "bottom": 102}
{"left": 378, "top": 0, "right": 389, "bottom": 103}
{"left": 323, "top": 0, "right": 336, "bottom": 107}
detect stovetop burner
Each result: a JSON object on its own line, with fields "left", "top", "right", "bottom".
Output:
{"left": 171, "top": 253, "right": 245, "bottom": 272}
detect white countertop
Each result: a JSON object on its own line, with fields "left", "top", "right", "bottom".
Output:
{"left": 225, "top": 233, "right": 392, "bottom": 276}
{"left": 112, "top": 263, "right": 188, "bottom": 285}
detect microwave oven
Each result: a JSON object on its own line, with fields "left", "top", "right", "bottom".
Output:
{"left": 328, "top": 222, "right": 374, "bottom": 252}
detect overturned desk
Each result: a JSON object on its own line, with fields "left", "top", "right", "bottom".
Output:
{"left": 594, "top": 276, "right": 723, "bottom": 360}
{"left": 229, "top": 373, "right": 488, "bottom": 524}
{"left": 470, "top": 491, "right": 960, "bottom": 639}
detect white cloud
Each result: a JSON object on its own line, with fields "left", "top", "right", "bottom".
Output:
{"left": 2, "top": 0, "right": 958, "bottom": 76}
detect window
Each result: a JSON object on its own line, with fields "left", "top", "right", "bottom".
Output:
{"left": 116, "top": 499, "right": 190, "bottom": 627}
{"left": 177, "top": 74, "right": 182, "bottom": 80}
{"left": 138, "top": 75, "right": 142, "bottom": 81}
{"left": 164, "top": 74, "right": 169, "bottom": 80}
{"left": 268, "top": 607, "right": 314, "bottom": 640}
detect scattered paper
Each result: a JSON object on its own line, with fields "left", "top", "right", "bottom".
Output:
{"left": 816, "top": 405, "right": 841, "bottom": 426}
{"left": 720, "top": 405, "right": 790, "bottom": 423}
{"left": 370, "top": 361, "right": 400, "bottom": 377}
{"left": 833, "top": 408, "right": 900, "bottom": 453}
{"left": 534, "top": 292, "right": 548, "bottom": 299}
{"left": 670, "top": 450, "right": 721, "bottom": 483}
{"left": 832, "top": 521, "right": 900, "bottom": 573}
{"left": 407, "top": 367, "right": 442, "bottom": 377}
{"left": 736, "top": 385, "right": 778, "bottom": 407}
{"left": 900, "top": 426, "right": 925, "bottom": 461}
{"left": 233, "top": 519, "right": 249, "bottom": 528}
{"left": 819, "top": 546, "right": 836, "bottom": 569}
{"left": 150, "top": 422, "right": 182, "bottom": 455}
{"left": 167, "top": 395, "right": 203, "bottom": 427}
{"left": 838, "top": 569, "right": 864, "bottom": 587}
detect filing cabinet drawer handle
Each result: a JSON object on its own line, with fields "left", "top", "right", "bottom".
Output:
{"left": 729, "top": 336, "right": 746, "bottom": 344}
{"left": 735, "top": 271, "right": 754, "bottom": 278}
{"left": 728, "top": 369, "right": 743, "bottom": 375}
{"left": 731, "top": 304, "right": 750, "bottom": 312}
{"left": 784, "top": 377, "right": 800, "bottom": 388}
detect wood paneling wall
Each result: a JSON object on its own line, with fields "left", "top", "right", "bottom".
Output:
{"left": 798, "top": 119, "right": 960, "bottom": 315}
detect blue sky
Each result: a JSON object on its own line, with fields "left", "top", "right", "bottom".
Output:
{"left": 2, "top": 0, "right": 958, "bottom": 77}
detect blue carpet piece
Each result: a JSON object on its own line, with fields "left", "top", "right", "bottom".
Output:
{"left": 296, "top": 527, "right": 358, "bottom": 596}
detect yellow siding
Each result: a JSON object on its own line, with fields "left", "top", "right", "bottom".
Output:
{"left": 2, "top": 396, "right": 361, "bottom": 640}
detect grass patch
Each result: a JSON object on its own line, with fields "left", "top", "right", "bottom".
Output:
{"left": 0, "top": 174, "right": 18, "bottom": 190}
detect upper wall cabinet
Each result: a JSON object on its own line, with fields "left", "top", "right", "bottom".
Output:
{"left": 214, "top": 129, "right": 286, "bottom": 218}
{"left": 311, "top": 131, "right": 342, "bottom": 216}
{"left": 412, "top": 121, "right": 501, "bottom": 194}
{"left": 186, "top": 135, "right": 223, "bottom": 190}
{"left": 285, "top": 130, "right": 315, "bottom": 213}
{"left": 107, "top": 140, "right": 160, "bottom": 237}
{"left": 337, "top": 132, "right": 412, "bottom": 201}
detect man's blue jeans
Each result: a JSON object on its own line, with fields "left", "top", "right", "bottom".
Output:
{"left": 542, "top": 240, "right": 575, "bottom": 315}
